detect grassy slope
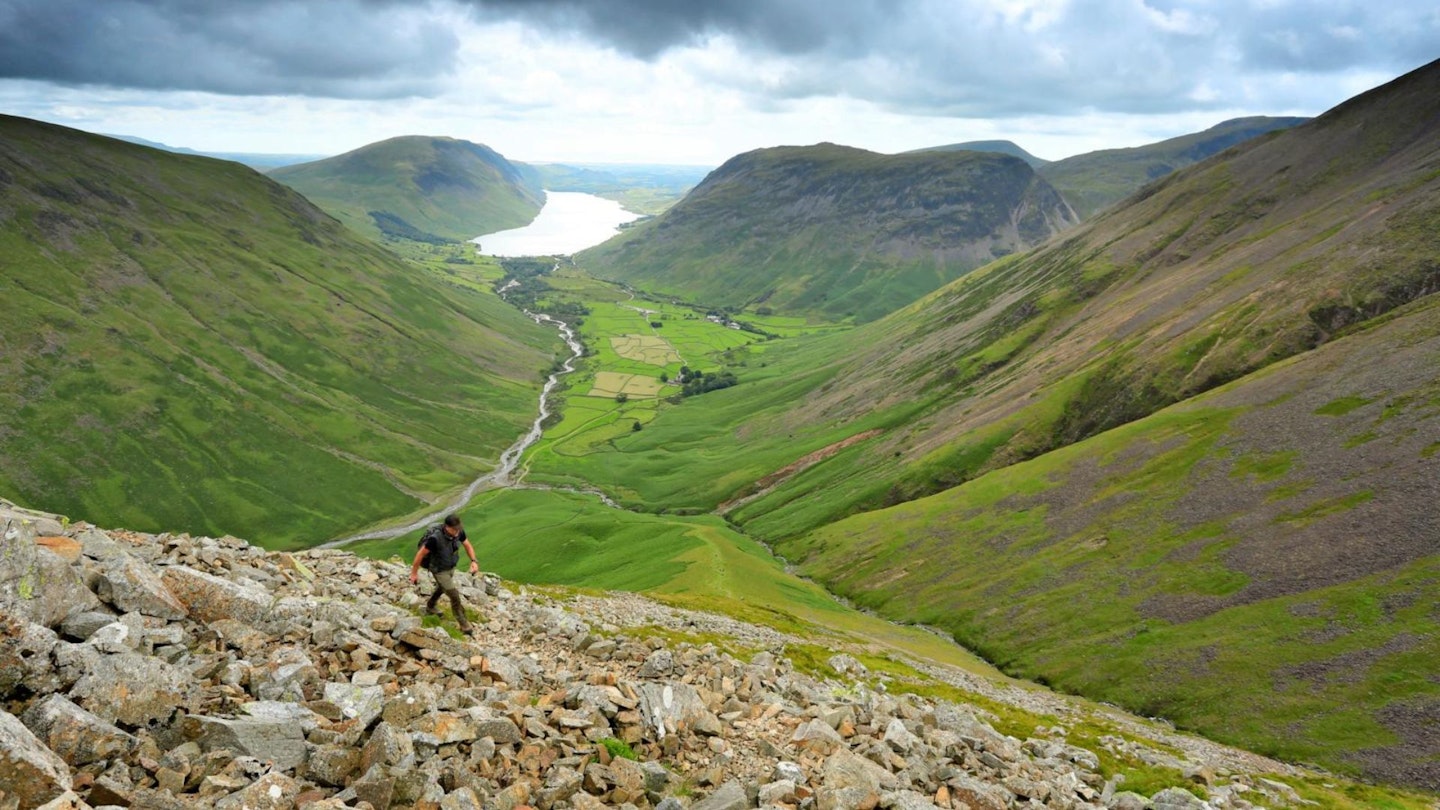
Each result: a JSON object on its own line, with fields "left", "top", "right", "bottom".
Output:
{"left": 1039, "top": 116, "right": 1310, "bottom": 218}
{"left": 578, "top": 144, "right": 1078, "bottom": 322}
{"left": 0, "top": 117, "right": 558, "bottom": 547}
{"left": 269, "top": 136, "right": 544, "bottom": 242}
{"left": 517, "top": 61, "right": 1440, "bottom": 785}
{"left": 780, "top": 294, "right": 1440, "bottom": 786}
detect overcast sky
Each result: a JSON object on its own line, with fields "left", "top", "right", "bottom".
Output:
{"left": 1, "top": 0, "right": 1435, "bottom": 165}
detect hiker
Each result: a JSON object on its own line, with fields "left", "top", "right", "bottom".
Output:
{"left": 409, "top": 513, "right": 481, "bottom": 634}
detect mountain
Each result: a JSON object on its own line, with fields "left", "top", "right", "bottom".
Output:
{"left": 578, "top": 143, "right": 1079, "bottom": 322}
{"left": 0, "top": 116, "right": 557, "bottom": 547}
{"left": 268, "top": 136, "right": 545, "bottom": 242}
{"left": 1038, "top": 116, "right": 1310, "bottom": 218}
{"left": 908, "top": 139, "right": 1050, "bottom": 167}
{"left": 107, "top": 134, "right": 326, "bottom": 169}
{"left": 587, "top": 59, "right": 1440, "bottom": 785}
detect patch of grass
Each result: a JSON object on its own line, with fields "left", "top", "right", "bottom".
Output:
{"left": 1275, "top": 490, "right": 1374, "bottom": 527}
{"left": 600, "top": 737, "right": 639, "bottom": 761}
{"left": 1315, "top": 396, "right": 1374, "bottom": 416}
{"left": 1229, "top": 450, "right": 1296, "bottom": 482}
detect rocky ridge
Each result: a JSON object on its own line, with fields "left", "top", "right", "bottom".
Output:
{"left": 0, "top": 500, "right": 1376, "bottom": 810}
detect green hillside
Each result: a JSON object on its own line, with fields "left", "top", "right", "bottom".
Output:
{"left": 268, "top": 136, "right": 544, "bottom": 242}
{"left": 0, "top": 116, "right": 558, "bottom": 547}
{"left": 528, "top": 59, "right": 1440, "bottom": 785}
{"left": 907, "top": 139, "right": 1050, "bottom": 167}
{"left": 1038, "top": 116, "right": 1310, "bottom": 218}
{"left": 577, "top": 144, "right": 1078, "bottom": 322}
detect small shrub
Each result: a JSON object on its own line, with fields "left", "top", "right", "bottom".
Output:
{"left": 600, "top": 737, "right": 638, "bottom": 760}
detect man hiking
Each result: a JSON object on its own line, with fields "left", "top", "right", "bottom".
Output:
{"left": 409, "top": 514, "right": 481, "bottom": 634}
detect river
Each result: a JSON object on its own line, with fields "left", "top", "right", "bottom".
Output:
{"left": 473, "top": 191, "right": 641, "bottom": 256}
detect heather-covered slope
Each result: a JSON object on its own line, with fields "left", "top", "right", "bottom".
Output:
{"left": 269, "top": 136, "right": 544, "bottom": 242}
{"left": 0, "top": 117, "right": 557, "bottom": 547}
{"left": 578, "top": 144, "right": 1078, "bottom": 322}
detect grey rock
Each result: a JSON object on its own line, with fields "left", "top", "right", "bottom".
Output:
{"left": 946, "top": 774, "right": 1011, "bottom": 810}
{"left": 0, "top": 615, "right": 61, "bottom": 699}
{"left": 252, "top": 645, "right": 319, "bottom": 702}
{"left": 884, "top": 717, "right": 919, "bottom": 752}
{"left": 1, "top": 517, "right": 102, "bottom": 628}
{"left": 58, "top": 610, "right": 118, "bottom": 642}
{"left": 362, "top": 722, "right": 415, "bottom": 773}
{"left": 775, "top": 760, "right": 806, "bottom": 784}
{"left": 214, "top": 772, "right": 300, "bottom": 810}
{"left": 84, "top": 621, "right": 140, "bottom": 654}
{"left": 19, "top": 694, "right": 136, "bottom": 766}
{"left": 637, "top": 648, "right": 675, "bottom": 678}
{"left": 759, "top": 778, "right": 798, "bottom": 804}
{"left": 822, "top": 748, "right": 896, "bottom": 793}
{"left": 95, "top": 554, "right": 188, "bottom": 620}
{"left": 1152, "top": 787, "right": 1207, "bottom": 809}
{"left": 883, "top": 790, "right": 941, "bottom": 810}
{"left": 691, "top": 780, "right": 748, "bottom": 810}
{"left": 792, "top": 717, "right": 846, "bottom": 752}
{"left": 827, "top": 653, "right": 867, "bottom": 676}
{"left": 324, "top": 681, "right": 384, "bottom": 728}
{"left": 160, "top": 565, "right": 274, "bottom": 625}
{"left": 1107, "top": 790, "right": 1150, "bottom": 810}
{"left": 638, "top": 681, "right": 718, "bottom": 739}
{"left": 0, "top": 709, "right": 72, "bottom": 809}
{"left": 186, "top": 714, "right": 308, "bottom": 772}
{"left": 306, "top": 743, "right": 362, "bottom": 787}
{"left": 62, "top": 645, "right": 191, "bottom": 727}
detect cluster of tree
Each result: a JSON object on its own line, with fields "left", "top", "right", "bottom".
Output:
{"left": 677, "top": 367, "right": 738, "bottom": 398}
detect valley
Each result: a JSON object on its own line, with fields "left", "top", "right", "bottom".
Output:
{"left": 2, "top": 56, "right": 1438, "bottom": 806}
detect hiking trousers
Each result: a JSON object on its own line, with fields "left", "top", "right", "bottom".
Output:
{"left": 425, "top": 568, "right": 471, "bottom": 630}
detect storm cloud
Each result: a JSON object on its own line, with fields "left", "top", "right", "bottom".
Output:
{"left": 1, "top": 0, "right": 1436, "bottom": 116}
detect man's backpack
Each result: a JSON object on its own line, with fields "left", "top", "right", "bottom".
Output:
{"left": 417, "top": 525, "right": 446, "bottom": 571}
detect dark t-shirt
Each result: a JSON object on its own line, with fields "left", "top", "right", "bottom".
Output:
{"left": 422, "top": 527, "right": 467, "bottom": 571}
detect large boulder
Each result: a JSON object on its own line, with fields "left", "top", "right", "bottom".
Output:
{"left": 161, "top": 565, "right": 274, "bottom": 625}
{"left": 56, "top": 643, "right": 192, "bottom": 727}
{"left": 0, "top": 709, "right": 72, "bottom": 809}
{"left": 95, "top": 554, "right": 187, "bottom": 620}
{"left": 637, "top": 681, "right": 720, "bottom": 739}
{"left": 19, "top": 694, "right": 136, "bottom": 766}
{"left": 1, "top": 516, "right": 102, "bottom": 628}
{"left": 0, "top": 614, "right": 61, "bottom": 699}
{"left": 184, "top": 714, "right": 308, "bottom": 772}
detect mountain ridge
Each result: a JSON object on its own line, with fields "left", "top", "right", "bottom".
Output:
{"left": 579, "top": 142, "right": 1079, "bottom": 322}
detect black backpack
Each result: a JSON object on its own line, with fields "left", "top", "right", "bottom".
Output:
{"left": 417, "top": 525, "right": 445, "bottom": 570}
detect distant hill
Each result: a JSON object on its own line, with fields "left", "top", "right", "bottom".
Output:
{"left": 530, "top": 162, "right": 711, "bottom": 215}
{"left": 106, "top": 134, "right": 326, "bottom": 169}
{"left": 269, "top": 136, "right": 544, "bottom": 242}
{"left": 0, "top": 116, "right": 557, "bottom": 547}
{"left": 907, "top": 139, "right": 1050, "bottom": 167}
{"left": 578, "top": 143, "right": 1078, "bottom": 322}
{"left": 1039, "top": 116, "right": 1310, "bottom": 217}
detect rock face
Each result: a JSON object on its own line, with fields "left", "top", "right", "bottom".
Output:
{"left": 0, "top": 499, "right": 1321, "bottom": 809}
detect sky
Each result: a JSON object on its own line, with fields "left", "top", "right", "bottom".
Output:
{"left": 0, "top": 0, "right": 1436, "bottom": 166}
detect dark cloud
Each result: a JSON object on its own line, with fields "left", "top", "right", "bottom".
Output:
{"left": 0, "top": 0, "right": 1436, "bottom": 115}
{"left": 0, "top": 0, "right": 459, "bottom": 98}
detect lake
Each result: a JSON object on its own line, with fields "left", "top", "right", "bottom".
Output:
{"left": 473, "top": 191, "right": 641, "bottom": 257}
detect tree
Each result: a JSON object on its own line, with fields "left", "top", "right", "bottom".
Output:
{"left": 615, "top": 393, "right": 628, "bottom": 403}
{"left": 632, "top": 420, "right": 643, "bottom": 432}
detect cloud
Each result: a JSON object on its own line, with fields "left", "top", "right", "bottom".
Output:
{"left": 0, "top": 0, "right": 1435, "bottom": 123}
{"left": 0, "top": 0, "right": 460, "bottom": 98}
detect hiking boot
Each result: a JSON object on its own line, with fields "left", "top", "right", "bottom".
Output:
{"left": 458, "top": 624, "right": 475, "bottom": 636}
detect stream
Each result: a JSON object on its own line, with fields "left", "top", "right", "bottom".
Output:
{"left": 323, "top": 294, "right": 594, "bottom": 547}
